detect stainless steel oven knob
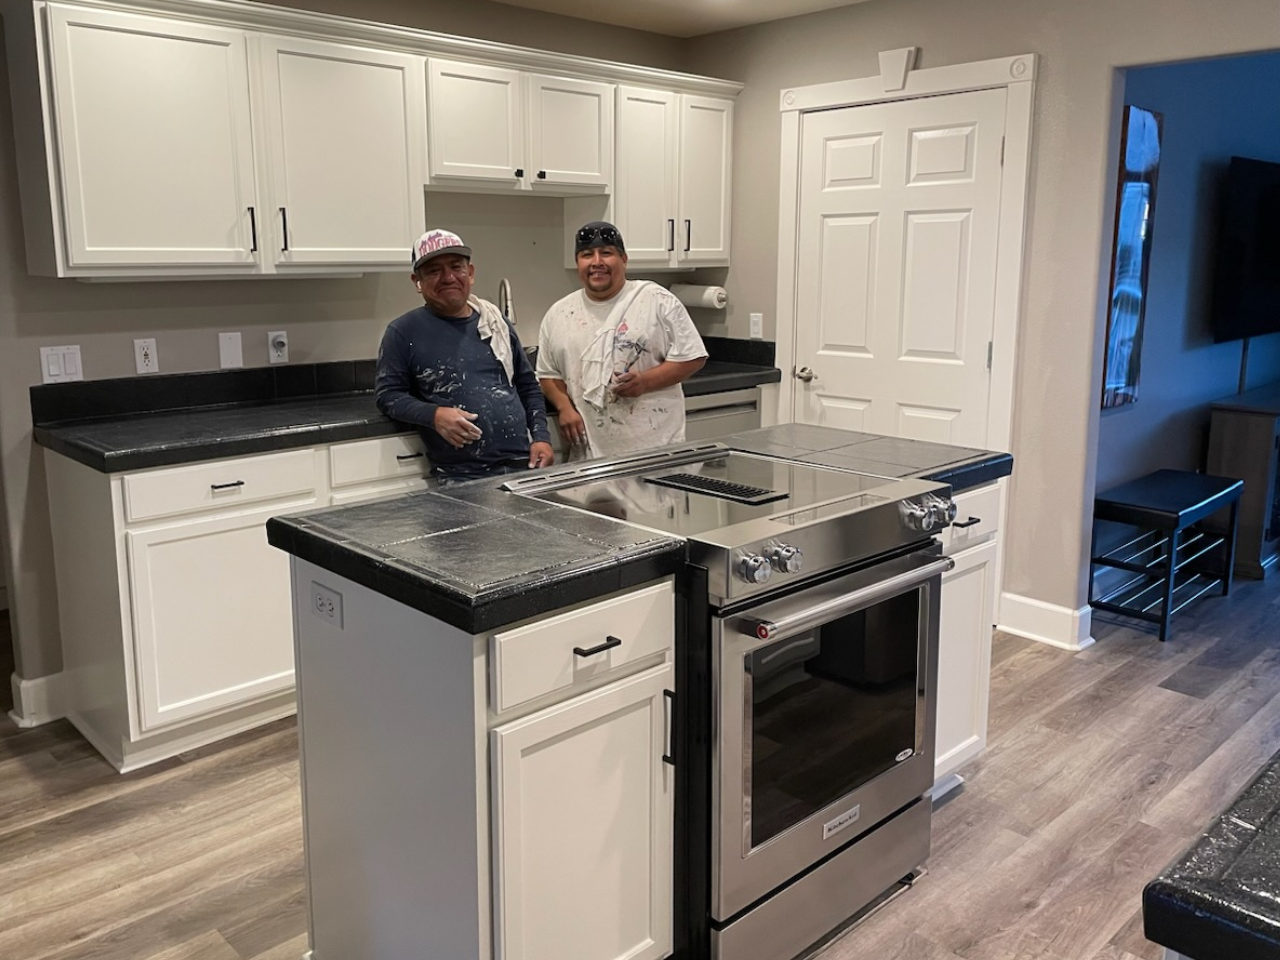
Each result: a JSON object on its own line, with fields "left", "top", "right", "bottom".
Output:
{"left": 900, "top": 500, "right": 936, "bottom": 532}
{"left": 739, "top": 554, "right": 772, "bottom": 585}
{"left": 926, "top": 495, "right": 958, "bottom": 527}
{"left": 767, "top": 544, "right": 803, "bottom": 574}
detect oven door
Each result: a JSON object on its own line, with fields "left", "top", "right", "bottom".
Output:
{"left": 710, "top": 547, "right": 949, "bottom": 921}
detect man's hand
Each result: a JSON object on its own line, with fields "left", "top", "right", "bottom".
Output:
{"left": 529, "top": 441, "right": 554, "bottom": 468}
{"left": 433, "top": 407, "right": 483, "bottom": 448}
{"left": 557, "top": 405, "right": 588, "bottom": 447}
{"left": 611, "top": 369, "right": 648, "bottom": 398}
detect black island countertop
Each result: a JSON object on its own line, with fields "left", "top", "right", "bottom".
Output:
{"left": 265, "top": 423, "right": 1013, "bottom": 633}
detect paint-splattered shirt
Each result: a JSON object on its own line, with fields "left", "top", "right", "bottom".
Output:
{"left": 375, "top": 305, "right": 550, "bottom": 478}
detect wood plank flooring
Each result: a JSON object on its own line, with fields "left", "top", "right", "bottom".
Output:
{"left": 1, "top": 572, "right": 1279, "bottom": 960}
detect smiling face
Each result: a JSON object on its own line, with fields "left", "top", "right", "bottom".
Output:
{"left": 576, "top": 245, "right": 628, "bottom": 301}
{"left": 413, "top": 254, "right": 475, "bottom": 317}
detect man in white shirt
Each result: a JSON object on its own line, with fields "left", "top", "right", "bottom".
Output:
{"left": 536, "top": 221, "right": 708, "bottom": 458}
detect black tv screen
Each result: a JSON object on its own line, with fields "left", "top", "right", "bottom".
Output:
{"left": 1211, "top": 156, "right": 1280, "bottom": 343}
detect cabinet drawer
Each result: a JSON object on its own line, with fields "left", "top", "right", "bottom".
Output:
{"left": 329, "top": 434, "right": 429, "bottom": 487}
{"left": 492, "top": 581, "right": 674, "bottom": 713}
{"left": 123, "top": 449, "right": 317, "bottom": 523}
{"left": 942, "top": 482, "right": 1002, "bottom": 553}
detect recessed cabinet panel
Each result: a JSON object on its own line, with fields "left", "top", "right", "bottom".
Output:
{"left": 615, "top": 86, "right": 678, "bottom": 265}
{"left": 678, "top": 95, "right": 733, "bottom": 264}
{"left": 260, "top": 37, "right": 425, "bottom": 265}
{"left": 527, "top": 74, "right": 613, "bottom": 188}
{"left": 427, "top": 59, "right": 523, "bottom": 182}
{"left": 46, "top": 4, "right": 258, "bottom": 267}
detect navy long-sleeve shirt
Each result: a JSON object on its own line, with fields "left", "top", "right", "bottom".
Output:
{"left": 375, "top": 305, "right": 550, "bottom": 477}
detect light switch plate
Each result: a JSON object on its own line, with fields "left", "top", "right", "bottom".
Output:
{"left": 749, "top": 313, "right": 764, "bottom": 339}
{"left": 218, "top": 332, "right": 243, "bottom": 369}
{"left": 39, "top": 345, "right": 83, "bottom": 384}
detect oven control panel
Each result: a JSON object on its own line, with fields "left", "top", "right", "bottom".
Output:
{"left": 737, "top": 543, "right": 805, "bottom": 585}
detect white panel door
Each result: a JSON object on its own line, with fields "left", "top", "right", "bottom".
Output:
{"left": 492, "top": 663, "right": 673, "bottom": 960}
{"left": 935, "top": 538, "right": 997, "bottom": 784}
{"left": 259, "top": 36, "right": 425, "bottom": 266}
{"left": 45, "top": 4, "right": 259, "bottom": 268}
{"left": 794, "top": 88, "right": 1007, "bottom": 446}
{"left": 528, "top": 74, "right": 613, "bottom": 189}
{"left": 677, "top": 95, "right": 732, "bottom": 265}
{"left": 615, "top": 86, "right": 679, "bottom": 266}
{"left": 427, "top": 58, "right": 523, "bottom": 183}
{"left": 126, "top": 501, "right": 313, "bottom": 731}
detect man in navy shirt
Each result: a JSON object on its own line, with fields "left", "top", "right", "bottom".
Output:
{"left": 376, "top": 229, "right": 553, "bottom": 485}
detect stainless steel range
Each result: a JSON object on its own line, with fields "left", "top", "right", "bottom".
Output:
{"left": 504, "top": 441, "right": 956, "bottom": 960}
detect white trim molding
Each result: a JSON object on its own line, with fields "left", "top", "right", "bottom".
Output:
{"left": 9, "top": 670, "right": 67, "bottom": 728}
{"left": 998, "top": 592, "right": 1095, "bottom": 652}
{"left": 773, "top": 51, "right": 1036, "bottom": 456}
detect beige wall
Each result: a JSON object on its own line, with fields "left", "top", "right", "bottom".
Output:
{"left": 684, "top": 0, "right": 1280, "bottom": 621}
{"left": 0, "top": 4, "right": 684, "bottom": 682}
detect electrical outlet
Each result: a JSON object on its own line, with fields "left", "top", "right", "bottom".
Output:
{"left": 134, "top": 338, "right": 159, "bottom": 375}
{"left": 39, "top": 345, "right": 83, "bottom": 383}
{"left": 218, "top": 332, "right": 243, "bottom": 369}
{"left": 749, "top": 312, "right": 764, "bottom": 340}
{"left": 268, "top": 330, "right": 289, "bottom": 364}
{"left": 310, "top": 581, "right": 343, "bottom": 629}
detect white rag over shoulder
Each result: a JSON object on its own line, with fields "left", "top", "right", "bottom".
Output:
{"left": 579, "top": 281, "right": 655, "bottom": 411}
{"left": 470, "top": 295, "right": 514, "bottom": 382}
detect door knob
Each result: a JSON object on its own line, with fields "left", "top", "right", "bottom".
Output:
{"left": 795, "top": 366, "right": 816, "bottom": 382}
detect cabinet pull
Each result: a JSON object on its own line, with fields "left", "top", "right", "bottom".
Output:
{"left": 662, "top": 689, "right": 675, "bottom": 766}
{"left": 537, "top": 170, "right": 547, "bottom": 180}
{"left": 210, "top": 480, "right": 246, "bottom": 491}
{"left": 395, "top": 452, "right": 425, "bottom": 461}
{"left": 280, "top": 207, "right": 289, "bottom": 251}
{"left": 573, "top": 635, "right": 623, "bottom": 658}
{"left": 952, "top": 516, "right": 982, "bottom": 529}
{"left": 684, "top": 219, "right": 692, "bottom": 253}
{"left": 667, "top": 219, "right": 675, "bottom": 252}
{"left": 514, "top": 168, "right": 524, "bottom": 179}
{"left": 248, "top": 207, "right": 258, "bottom": 252}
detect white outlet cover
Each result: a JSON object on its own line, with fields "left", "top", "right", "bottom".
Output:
{"left": 268, "top": 331, "right": 289, "bottom": 365}
{"left": 310, "top": 581, "right": 343, "bottom": 629}
{"left": 218, "top": 332, "right": 244, "bottom": 369}
{"left": 133, "top": 338, "right": 159, "bottom": 375}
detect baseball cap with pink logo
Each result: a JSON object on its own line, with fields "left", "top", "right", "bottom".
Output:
{"left": 411, "top": 229, "right": 472, "bottom": 271}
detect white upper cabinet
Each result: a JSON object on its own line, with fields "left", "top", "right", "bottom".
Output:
{"left": 257, "top": 36, "right": 426, "bottom": 267}
{"left": 45, "top": 4, "right": 259, "bottom": 270}
{"left": 614, "top": 86, "right": 732, "bottom": 268}
{"left": 427, "top": 57, "right": 613, "bottom": 193}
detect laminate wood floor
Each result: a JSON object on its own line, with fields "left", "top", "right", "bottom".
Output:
{"left": 2, "top": 573, "right": 1279, "bottom": 960}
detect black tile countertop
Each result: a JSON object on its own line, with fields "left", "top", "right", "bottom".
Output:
{"left": 683, "top": 360, "right": 781, "bottom": 397}
{"left": 1144, "top": 750, "right": 1280, "bottom": 960}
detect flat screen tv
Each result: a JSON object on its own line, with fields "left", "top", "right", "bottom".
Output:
{"left": 1210, "top": 156, "right": 1280, "bottom": 343}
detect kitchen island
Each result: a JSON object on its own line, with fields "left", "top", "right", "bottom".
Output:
{"left": 265, "top": 424, "right": 1012, "bottom": 960}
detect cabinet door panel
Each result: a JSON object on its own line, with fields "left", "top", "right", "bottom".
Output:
{"left": 615, "top": 86, "right": 678, "bottom": 266}
{"left": 492, "top": 663, "right": 673, "bottom": 960}
{"left": 127, "top": 501, "right": 313, "bottom": 730}
{"left": 935, "top": 539, "right": 998, "bottom": 783}
{"left": 677, "top": 95, "right": 733, "bottom": 265}
{"left": 260, "top": 37, "right": 425, "bottom": 265}
{"left": 428, "top": 59, "right": 523, "bottom": 182}
{"left": 46, "top": 4, "right": 258, "bottom": 267}
{"left": 528, "top": 75, "right": 612, "bottom": 188}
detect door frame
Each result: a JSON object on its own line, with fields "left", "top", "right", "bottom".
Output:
{"left": 775, "top": 51, "right": 1037, "bottom": 453}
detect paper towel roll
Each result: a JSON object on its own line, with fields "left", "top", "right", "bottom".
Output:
{"left": 669, "top": 284, "right": 728, "bottom": 310}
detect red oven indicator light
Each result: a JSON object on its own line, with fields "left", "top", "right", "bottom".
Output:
{"left": 756, "top": 623, "right": 772, "bottom": 640}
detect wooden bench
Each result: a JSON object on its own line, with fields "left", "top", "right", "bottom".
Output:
{"left": 1089, "top": 469, "right": 1242, "bottom": 641}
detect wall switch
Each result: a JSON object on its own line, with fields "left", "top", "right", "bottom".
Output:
{"left": 268, "top": 330, "right": 289, "bottom": 364}
{"left": 39, "top": 345, "right": 83, "bottom": 384}
{"left": 749, "top": 312, "right": 764, "bottom": 339}
{"left": 134, "top": 338, "right": 159, "bottom": 375}
{"left": 218, "top": 332, "right": 244, "bottom": 369}
{"left": 310, "top": 581, "right": 344, "bottom": 629}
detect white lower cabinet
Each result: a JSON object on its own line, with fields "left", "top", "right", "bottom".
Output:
{"left": 491, "top": 663, "right": 674, "bottom": 960}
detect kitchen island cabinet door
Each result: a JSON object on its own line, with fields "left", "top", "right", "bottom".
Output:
{"left": 44, "top": 4, "right": 260, "bottom": 269}
{"left": 492, "top": 662, "right": 674, "bottom": 960}
{"left": 257, "top": 36, "right": 425, "bottom": 267}
{"left": 935, "top": 538, "right": 998, "bottom": 787}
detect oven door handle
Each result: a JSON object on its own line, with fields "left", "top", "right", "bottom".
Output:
{"left": 742, "top": 555, "right": 955, "bottom": 641}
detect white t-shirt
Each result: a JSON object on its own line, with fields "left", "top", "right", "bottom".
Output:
{"left": 537, "top": 280, "right": 708, "bottom": 457}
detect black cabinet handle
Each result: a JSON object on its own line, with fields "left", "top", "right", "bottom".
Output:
{"left": 537, "top": 170, "right": 547, "bottom": 180}
{"left": 573, "top": 635, "right": 623, "bottom": 658}
{"left": 396, "top": 452, "right": 425, "bottom": 461}
{"left": 952, "top": 516, "right": 982, "bottom": 529}
{"left": 280, "top": 207, "right": 289, "bottom": 251}
{"left": 684, "top": 219, "right": 692, "bottom": 253}
{"left": 210, "top": 480, "right": 246, "bottom": 491}
{"left": 662, "top": 689, "right": 675, "bottom": 766}
{"left": 514, "top": 168, "right": 524, "bottom": 179}
{"left": 667, "top": 219, "right": 675, "bottom": 252}
{"left": 248, "top": 207, "right": 257, "bottom": 252}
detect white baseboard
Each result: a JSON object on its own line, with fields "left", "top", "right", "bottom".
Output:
{"left": 997, "top": 592, "right": 1095, "bottom": 652}
{"left": 8, "top": 670, "right": 67, "bottom": 728}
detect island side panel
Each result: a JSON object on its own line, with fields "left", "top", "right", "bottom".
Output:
{"left": 291, "top": 558, "right": 489, "bottom": 960}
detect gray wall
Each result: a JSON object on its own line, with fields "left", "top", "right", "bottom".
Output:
{"left": 683, "top": 0, "right": 1280, "bottom": 621}
{"left": 1095, "top": 53, "right": 1280, "bottom": 492}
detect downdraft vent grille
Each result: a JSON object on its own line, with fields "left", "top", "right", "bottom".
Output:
{"left": 643, "top": 473, "right": 788, "bottom": 506}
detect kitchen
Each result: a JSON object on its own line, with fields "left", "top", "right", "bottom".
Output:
{"left": 4, "top": 0, "right": 1280, "bottom": 958}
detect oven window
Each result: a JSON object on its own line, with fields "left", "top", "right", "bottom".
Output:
{"left": 746, "top": 590, "right": 921, "bottom": 849}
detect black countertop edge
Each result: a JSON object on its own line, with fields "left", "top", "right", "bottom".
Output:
{"left": 921, "top": 452, "right": 1015, "bottom": 492}
{"left": 681, "top": 362, "right": 780, "bottom": 397}
{"left": 267, "top": 515, "right": 684, "bottom": 633}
